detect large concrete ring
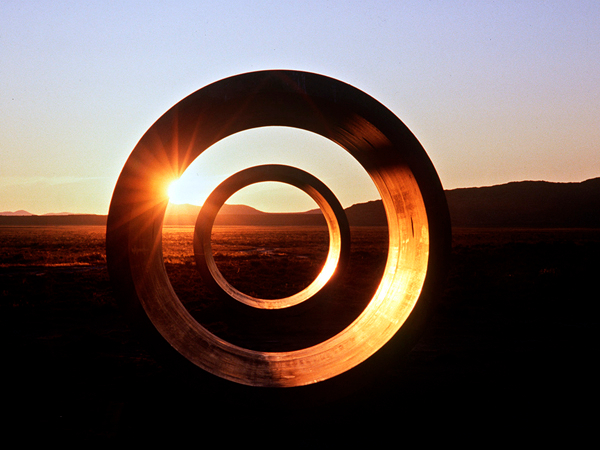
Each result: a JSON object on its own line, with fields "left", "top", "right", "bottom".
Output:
{"left": 106, "top": 70, "right": 451, "bottom": 389}
{"left": 193, "top": 164, "right": 350, "bottom": 310}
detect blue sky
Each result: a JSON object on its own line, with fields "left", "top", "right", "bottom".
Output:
{"left": 1, "top": 1, "right": 599, "bottom": 213}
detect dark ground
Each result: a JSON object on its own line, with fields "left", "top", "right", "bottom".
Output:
{"left": 2, "top": 226, "right": 598, "bottom": 443}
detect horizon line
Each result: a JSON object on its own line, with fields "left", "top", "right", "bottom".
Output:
{"left": 3, "top": 176, "right": 598, "bottom": 216}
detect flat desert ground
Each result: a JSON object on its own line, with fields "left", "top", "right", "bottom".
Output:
{"left": 2, "top": 225, "right": 598, "bottom": 442}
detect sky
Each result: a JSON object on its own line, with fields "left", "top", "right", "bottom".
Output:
{"left": 1, "top": 1, "right": 599, "bottom": 214}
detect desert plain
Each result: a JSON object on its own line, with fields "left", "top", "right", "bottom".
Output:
{"left": 2, "top": 224, "right": 598, "bottom": 441}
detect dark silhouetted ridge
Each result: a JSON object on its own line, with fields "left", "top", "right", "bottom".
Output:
{"left": 344, "top": 200, "right": 386, "bottom": 226}
{"left": 446, "top": 177, "right": 600, "bottom": 228}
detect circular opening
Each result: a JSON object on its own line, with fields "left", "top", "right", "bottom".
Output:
{"left": 211, "top": 183, "right": 330, "bottom": 300}
{"left": 193, "top": 165, "right": 350, "bottom": 310}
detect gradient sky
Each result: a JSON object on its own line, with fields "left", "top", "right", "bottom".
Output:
{"left": 1, "top": 1, "right": 599, "bottom": 214}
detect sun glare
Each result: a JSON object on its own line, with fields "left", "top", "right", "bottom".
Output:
{"left": 167, "top": 178, "right": 189, "bottom": 205}
{"left": 167, "top": 172, "right": 227, "bottom": 206}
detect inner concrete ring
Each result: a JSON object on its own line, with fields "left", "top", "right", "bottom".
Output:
{"left": 106, "top": 70, "right": 451, "bottom": 388}
{"left": 193, "top": 164, "right": 350, "bottom": 310}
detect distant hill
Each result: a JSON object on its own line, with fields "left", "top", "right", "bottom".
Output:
{"left": 164, "top": 202, "right": 384, "bottom": 226}
{"left": 165, "top": 203, "right": 262, "bottom": 217}
{"left": 0, "top": 210, "right": 32, "bottom": 216}
{"left": 333, "top": 177, "right": 600, "bottom": 228}
{"left": 2, "top": 177, "right": 599, "bottom": 227}
{"left": 344, "top": 200, "right": 386, "bottom": 226}
{"left": 445, "top": 177, "right": 600, "bottom": 228}
{"left": 164, "top": 203, "right": 327, "bottom": 227}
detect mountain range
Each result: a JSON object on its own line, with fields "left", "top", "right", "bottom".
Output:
{"left": 2, "top": 177, "right": 599, "bottom": 228}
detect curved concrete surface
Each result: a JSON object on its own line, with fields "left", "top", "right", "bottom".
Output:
{"left": 106, "top": 70, "right": 451, "bottom": 388}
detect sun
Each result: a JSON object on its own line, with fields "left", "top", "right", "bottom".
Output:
{"left": 167, "top": 179, "right": 180, "bottom": 203}
{"left": 167, "top": 178, "right": 191, "bottom": 205}
{"left": 166, "top": 172, "right": 224, "bottom": 206}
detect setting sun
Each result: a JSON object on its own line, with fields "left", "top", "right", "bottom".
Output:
{"left": 166, "top": 173, "right": 220, "bottom": 206}
{"left": 167, "top": 179, "right": 185, "bottom": 204}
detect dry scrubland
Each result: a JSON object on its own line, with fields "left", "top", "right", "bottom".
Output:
{"left": 2, "top": 225, "right": 598, "bottom": 440}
